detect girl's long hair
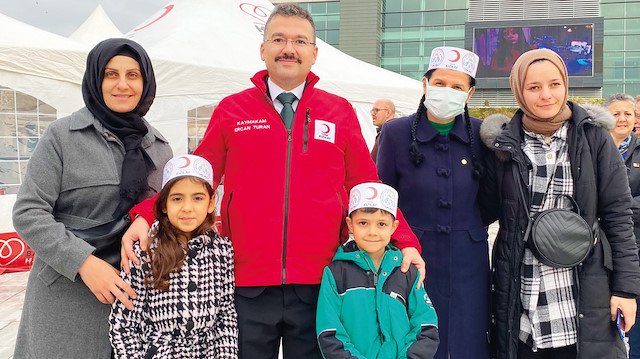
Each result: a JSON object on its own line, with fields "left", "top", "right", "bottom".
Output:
{"left": 146, "top": 176, "right": 215, "bottom": 291}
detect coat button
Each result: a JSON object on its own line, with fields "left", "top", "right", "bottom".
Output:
{"left": 382, "top": 272, "right": 387, "bottom": 276}
{"left": 188, "top": 249, "right": 198, "bottom": 258}
{"left": 186, "top": 319, "right": 194, "bottom": 331}
{"left": 436, "top": 168, "right": 451, "bottom": 177}
{"left": 579, "top": 313, "right": 584, "bottom": 319}
{"left": 393, "top": 256, "right": 398, "bottom": 261}
{"left": 188, "top": 281, "right": 197, "bottom": 292}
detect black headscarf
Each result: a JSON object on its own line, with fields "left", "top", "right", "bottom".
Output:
{"left": 82, "top": 38, "right": 157, "bottom": 218}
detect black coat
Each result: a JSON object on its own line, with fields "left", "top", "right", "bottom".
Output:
{"left": 479, "top": 102, "right": 640, "bottom": 359}
{"left": 624, "top": 132, "right": 640, "bottom": 249}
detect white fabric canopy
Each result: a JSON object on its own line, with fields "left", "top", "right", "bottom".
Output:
{"left": 69, "top": 4, "right": 123, "bottom": 47}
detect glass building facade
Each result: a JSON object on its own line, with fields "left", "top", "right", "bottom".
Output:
{"left": 381, "top": 0, "right": 468, "bottom": 79}
{"left": 298, "top": 1, "right": 341, "bottom": 48}
{"left": 601, "top": 0, "right": 640, "bottom": 96}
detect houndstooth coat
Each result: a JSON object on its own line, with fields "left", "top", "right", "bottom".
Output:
{"left": 109, "top": 225, "right": 238, "bottom": 358}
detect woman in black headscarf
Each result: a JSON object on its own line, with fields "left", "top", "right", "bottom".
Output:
{"left": 12, "top": 38, "right": 172, "bottom": 359}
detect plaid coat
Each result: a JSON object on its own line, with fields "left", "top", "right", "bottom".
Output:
{"left": 110, "top": 227, "right": 238, "bottom": 358}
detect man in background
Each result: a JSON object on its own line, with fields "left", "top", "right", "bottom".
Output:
{"left": 370, "top": 98, "right": 395, "bottom": 163}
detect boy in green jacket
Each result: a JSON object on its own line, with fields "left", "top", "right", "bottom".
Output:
{"left": 316, "top": 182, "right": 439, "bottom": 358}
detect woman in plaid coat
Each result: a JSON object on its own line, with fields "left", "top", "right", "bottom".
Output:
{"left": 479, "top": 49, "right": 640, "bottom": 359}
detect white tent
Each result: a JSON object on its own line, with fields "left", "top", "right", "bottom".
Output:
{"left": 69, "top": 4, "right": 123, "bottom": 47}
{"left": 0, "top": 12, "right": 87, "bottom": 116}
{"left": 0, "top": 0, "right": 423, "bottom": 154}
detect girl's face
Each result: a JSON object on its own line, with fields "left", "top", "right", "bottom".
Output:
{"left": 101, "top": 55, "right": 143, "bottom": 113}
{"left": 503, "top": 28, "right": 519, "bottom": 44}
{"left": 522, "top": 60, "right": 566, "bottom": 119}
{"left": 609, "top": 100, "right": 636, "bottom": 140}
{"left": 163, "top": 177, "right": 215, "bottom": 238}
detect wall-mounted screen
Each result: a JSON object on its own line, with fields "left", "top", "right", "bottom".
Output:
{"left": 474, "top": 25, "right": 593, "bottom": 78}
{"left": 465, "top": 18, "right": 603, "bottom": 88}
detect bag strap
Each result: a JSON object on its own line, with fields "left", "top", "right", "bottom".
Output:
{"left": 552, "top": 194, "right": 582, "bottom": 216}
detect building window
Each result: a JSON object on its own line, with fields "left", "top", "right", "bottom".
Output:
{"left": 298, "top": 2, "right": 341, "bottom": 48}
{"left": 381, "top": 0, "right": 468, "bottom": 80}
{"left": 0, "top": 86, "right": 57, "bottom": 194}
{"left": 601, "top": 0, "right": 640, "bottom": 96}
{"left": 187, "top": 105, "right": 214, "bottom": 154}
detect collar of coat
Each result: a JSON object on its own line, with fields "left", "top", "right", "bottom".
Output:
{"left": 334, "top": 240, "right": 402, "bottom": 272}
{"left": 250, "top": 69, "right": 320, "bottom": 99}
{"left": 68, "top": 107, "right": 168, "bottom": 148}
{"left": 479, "top": 101, "right": 614, "bottom": 162}
{"left": 414, "top": 111, "right": 472, "bottom": 144}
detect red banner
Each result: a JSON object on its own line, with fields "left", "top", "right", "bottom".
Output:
{"left": 0, "top": 232, "right": 34, "bottom": 274}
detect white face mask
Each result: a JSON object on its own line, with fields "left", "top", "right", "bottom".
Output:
{"left": 423, "top": 83, "right": 472, "bottom": 121}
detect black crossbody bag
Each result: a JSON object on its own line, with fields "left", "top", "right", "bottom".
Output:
{"left": 69, "top": 214, "right": 131, "bottom": 269}
{"left": 523, "top": 194, "right": 596, "bottom": 268}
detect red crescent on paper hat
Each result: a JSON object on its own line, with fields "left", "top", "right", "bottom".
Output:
{"left": 449, "top": 50, "right": 461, "bottom": 62}
{"left": 178, "top": 156, "right": 191, "bottom": 168}
{"left": 366, "top": 187, "right": 378, "bottom": 200}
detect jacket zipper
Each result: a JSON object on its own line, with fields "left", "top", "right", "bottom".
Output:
{"left": 304, "top": 109, "right": 310, "bottom": 152}
{"left": 337, "top": 191, "right": 345, "bottom": 239}
{"left": 225, "top": 192, "right": 233, "bottom": 239}
{"left": 366, "top": 252, "right": 386, "bottom": 344}
{"left": 283, "top": 131, "right": 293, "bottom": 283}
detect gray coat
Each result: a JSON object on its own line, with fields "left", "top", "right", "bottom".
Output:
{"left": 12, "top": 107, "right": 172, "bottom": 359}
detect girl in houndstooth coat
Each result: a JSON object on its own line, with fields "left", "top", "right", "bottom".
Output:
{"left": 109, "top": 155, "right": 238, "bottom": 358}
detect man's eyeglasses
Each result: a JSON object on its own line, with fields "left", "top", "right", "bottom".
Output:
{"left": 371, "top": 108, "right": 389, "bottom": 115}
{"left": 264, "top": 37, "right": 316, "bottom": 48}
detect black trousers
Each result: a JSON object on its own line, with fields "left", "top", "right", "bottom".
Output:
{"left": 234, "top": 284, "right": 322, "bottom": 359}
{"left": 518, "top": 340, "right": 577, "bottom": 359}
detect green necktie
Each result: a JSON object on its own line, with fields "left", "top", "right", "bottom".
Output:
{"left": 276, "top": 92, "right": 297, "bottom": 131}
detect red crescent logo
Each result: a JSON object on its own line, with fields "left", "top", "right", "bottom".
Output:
{"left": 448, "top": 50, "right": 461, "bottom": 62}
{"left": 239, "top": 3, "right": 271, "bottom": 25}
{"left": 366, "top": 187, "right": 378, "bottom": 200}
{"left": 134, "top": 5, "right": 174, "bottom": 32}
{"left": 178, "top": 156, "right": 191, "bottom": 168}
{"left": 0, "top": 237, "right": 26, "bottom": 266}
{"left": 322, "top": 124, "right": 330, "bottom": 134}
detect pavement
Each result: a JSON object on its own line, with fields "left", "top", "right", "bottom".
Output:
{"left": 0, "top": 271, "right": 28, "bottom": 359}
{"left": 0, "top": 223, "right": 500, "bottom": 359}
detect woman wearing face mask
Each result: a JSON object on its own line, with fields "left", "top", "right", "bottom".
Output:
{"left": 479, "top": 49, "right": 640, "bottom": 358}
{"left": 377, "top": 46, "right": 490, "bottom": 359}
{"left": 11, "top": 38, "right": 172, "bottom": 359}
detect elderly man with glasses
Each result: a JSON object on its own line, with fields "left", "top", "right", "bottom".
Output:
{"left": 370, "top": 98, "right": 396, "bottom": 162}
{"left": 122, "top": 3, "right": 423, "bottom": 359}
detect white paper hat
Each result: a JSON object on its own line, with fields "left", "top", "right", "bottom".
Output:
{"left": 427, "top": 46, "right": 480, "bottom": 78}
{"left": 348, "top": 182, "right": 398, "bottom": 217}
{"left": 162, "top": 154, "right": 214, "bottom": 188}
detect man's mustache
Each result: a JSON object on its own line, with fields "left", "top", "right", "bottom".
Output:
{"left": 275, "top": 54, "right": 302, "bottom": 64}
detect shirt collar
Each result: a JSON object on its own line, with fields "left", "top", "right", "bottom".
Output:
{"left": 267, "top": 78, "right": 305, "bottom": 102}
{"left": 416, "top": 112, "right": 470, "bottom": 144}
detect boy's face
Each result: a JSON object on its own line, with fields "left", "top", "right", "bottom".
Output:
{"left": 346, "top": 209, "right": 399, "bottom": 260}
